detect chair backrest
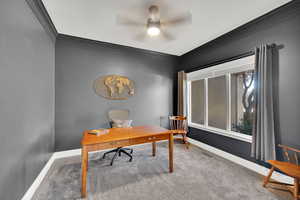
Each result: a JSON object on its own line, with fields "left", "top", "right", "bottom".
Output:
{"left": 108, "top": 109, "right": 130, "bottom": 121}
{"left": 279, "top": 144, "right": 300, "bottom": 166}
{"left": 169, "top": 116, "right": 187, "bottom": 131}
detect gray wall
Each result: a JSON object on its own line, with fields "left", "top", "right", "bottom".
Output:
{"left": 55, "top": 35, "right": 178, "bottom": 151}
{"left": 180, "top": 1, "right": 300, "bottom": 162}
{"left": 0, "top": 0, "right": 55, "bottom": 199}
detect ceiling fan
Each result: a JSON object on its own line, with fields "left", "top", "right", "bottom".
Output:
{"left": 117, "top": 4, "right": 192, "bottom": 41}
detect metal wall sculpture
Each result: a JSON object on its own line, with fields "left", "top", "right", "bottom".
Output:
{"left": 94, "top": 75, "right": 135, "bottom": 100}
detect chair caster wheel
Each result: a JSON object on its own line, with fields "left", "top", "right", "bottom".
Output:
{"left": 130, "top": 149, "right": 133, "bottom": 154}
{"left": 129, "top": 158, "right": 133, "bottom": 162}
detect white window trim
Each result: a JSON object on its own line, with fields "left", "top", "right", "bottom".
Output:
{"left": 186, "top": 55, "right": 255, "bottom": 143}
{"left": 187, "top": 55, "right": 255, "bottom": 81}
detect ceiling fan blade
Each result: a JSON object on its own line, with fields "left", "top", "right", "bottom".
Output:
{"left": 116, "top": 15, "right": 145, "bottom": 27}
{"left": 160, "top": 30, "right": 175, "bottom": 41}
{"left": 162, "top": 12, "right": 192, "bottom": 27}
{"left": 134, "top": 32, "right": 147, "bottom": 42}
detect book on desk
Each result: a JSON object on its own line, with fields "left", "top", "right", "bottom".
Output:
{"left": 88, "top": 129, "right": 109, "bottom": 136}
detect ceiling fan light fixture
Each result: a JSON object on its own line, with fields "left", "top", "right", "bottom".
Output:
{"left": 147, "top": 26, "right": 160, "bottom": 36}
{"left": 147, "top": 19, "right": 160, "bottom": 36}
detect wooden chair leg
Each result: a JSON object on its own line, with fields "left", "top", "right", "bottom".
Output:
{"left": 263, "top": 166, "right": 275, "bottom": 187}
{"left": 185, "top": 142, "right": 189, "bottom": 149}
{"left": 182, "top": 134, "right": 189, "bottom": 149}
{"left": 181, "top": 134, "right": 185, "bottom": 144}
{"left": 294, "top": 178, "right": 299, "bottom": 200}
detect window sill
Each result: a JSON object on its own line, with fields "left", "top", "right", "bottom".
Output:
{"left": 188, "top": 122, "right": 252, "bottom": 143}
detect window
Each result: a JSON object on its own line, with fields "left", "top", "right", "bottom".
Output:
{"left": 231, "top": 71, "right": 255, "bottom": 136}
{"left": 187, "top": 55, "right": 255, "bottom": 142}
{"left": 191, "top": 80, "right": 205, "bottom": 124}
{"left": 208, "top": 75, "right": 227, "bottom": 130}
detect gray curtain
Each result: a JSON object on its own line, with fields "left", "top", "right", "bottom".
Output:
{"left": 177, "top": 71, "right": 187, "bottom": 116}
{"left": 251, "top": 44, "right": 276, "bottom": 161}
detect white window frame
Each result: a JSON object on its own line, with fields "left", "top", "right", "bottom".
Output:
{"left": 187, "top": 55, "right": 255, "bottom": 143}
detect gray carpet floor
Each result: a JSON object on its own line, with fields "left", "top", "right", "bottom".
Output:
{"left": 33, "top": 142, "right": 292, "bottom": 200}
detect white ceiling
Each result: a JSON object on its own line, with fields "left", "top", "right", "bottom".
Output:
{"left": 42, "top": 0, "right": 291, "bottom": 56}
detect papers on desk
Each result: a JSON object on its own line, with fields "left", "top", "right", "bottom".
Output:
{"left": 88, "top": 129, "right": 109, "bottom": 136}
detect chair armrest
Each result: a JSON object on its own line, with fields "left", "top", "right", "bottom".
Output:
{"left": 278, "top": 144, "right": 300, "bottom": 153}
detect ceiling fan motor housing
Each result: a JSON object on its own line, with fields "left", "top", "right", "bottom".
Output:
{"left": 149, "top": 5, "right": 160, "bottom": 21}
{"left": 149, "top": 5, "right": 159, "bottom": 14}
{"left": 147, "top": 19, "right": 161, "bottom": 29}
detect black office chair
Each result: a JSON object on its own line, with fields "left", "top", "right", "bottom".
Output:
{"left": 102, "top": 109, "right": 133, "bottom": 165}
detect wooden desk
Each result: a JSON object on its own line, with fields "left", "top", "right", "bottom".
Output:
{"left": 81, "top": 126, "right": 174, "bottom": 198}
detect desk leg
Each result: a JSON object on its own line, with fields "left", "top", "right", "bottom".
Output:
{"left": 81, "top": 146, "right": 88, "bottom": 198}
{"left": 152, "top": 142, "right": 156, "bottom": 157}
{"left": 168, "top": 133, "right": 174, "bottom": 173}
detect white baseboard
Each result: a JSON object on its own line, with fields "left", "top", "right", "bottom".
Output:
{"left": 52, "top": 142, "right": 156, "bottom": 160}
{"left": 52, "top": 142, "right": 163, "bottom": 160}
{"left": 21, "top": 148, "right": 100, "bottom": 200}
{"left": 20, "top": 143, "right": 153, "bottom": 199}
{"left": 187, "top": 137, "right": 293, "bottom": 184}
{"left": 22, "top": 139, "right": 293, "bottom": 199}
{"left": 21, "top": 154, "right": 56, "bottom": 200}
{"left": 53, "top": 148, "right": 81, "bottom": 159}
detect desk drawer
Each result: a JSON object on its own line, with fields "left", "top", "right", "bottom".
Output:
{"left": 113, "top": 139, "right": 131, "bottom": 147}
{"left": 131, "top": 134, "right": 169, "bottom": 145}
{"left": 86, "top": 142, "right": 113, "bottom": 151}
{"left": 86, "top": 139, "right": 130, "bottom": 151}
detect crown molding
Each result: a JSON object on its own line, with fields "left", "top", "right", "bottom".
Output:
{"left": 26, "top": 0, "right": 58, "bottom": 42}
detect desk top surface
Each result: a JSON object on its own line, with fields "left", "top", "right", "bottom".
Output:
{"left": 81, "top": 126, "right": 171, "bottom": 145}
